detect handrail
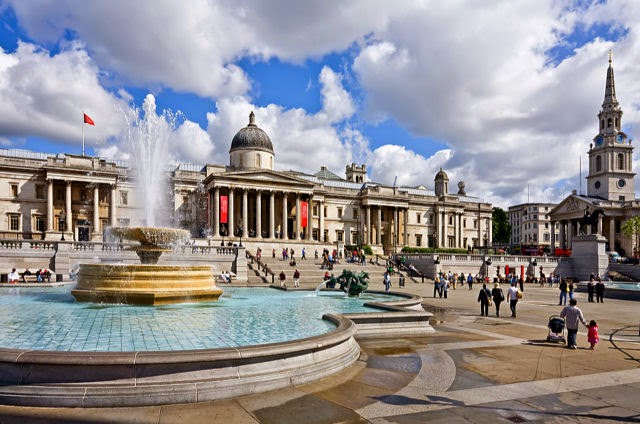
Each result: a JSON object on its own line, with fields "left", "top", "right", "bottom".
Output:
{"left": 246, "top": 251, "right": 275, "bottom": 284}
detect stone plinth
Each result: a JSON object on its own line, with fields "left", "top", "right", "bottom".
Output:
{"left": 570, "top": 234, "right": 609, "bottom": 280}
{"left": 72, "top": 264, "right": 223, "bottom": 305}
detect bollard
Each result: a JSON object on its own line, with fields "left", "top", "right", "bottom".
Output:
{"left": 399, "top": 276, "right": 405, "bottom": 287}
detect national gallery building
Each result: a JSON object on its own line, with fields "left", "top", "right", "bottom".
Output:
{"left": 0, "top": 112, "right": 492, "bottom": 254}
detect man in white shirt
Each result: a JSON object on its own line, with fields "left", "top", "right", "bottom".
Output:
{"left": 507, "top": 282, "right": 519, "bottom": 318}
{"left": 8, "top": 268, "right": 19, "bottom": 284}
{"left": 560, "top": 298, "right": 587, "bottom": 349}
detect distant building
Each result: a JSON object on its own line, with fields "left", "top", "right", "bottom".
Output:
{"left": 508, "top": 203, "right": 558, "bottom": 250}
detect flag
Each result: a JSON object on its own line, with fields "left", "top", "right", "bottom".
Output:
{"left": 220, "top": 195, "right": 228, "bottom": 224}
{"left": 83, "top": 113, "right": 95, "bottom": 126}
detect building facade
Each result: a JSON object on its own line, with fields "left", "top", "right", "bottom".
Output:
{"left": 0, "top": 115, "right": 493, "bottom": 253}
{"left": 550, "top": 53, "right": 640, "bottom": 256}
{"left": 508, "top": 203, "right": 558, "bottom": 250}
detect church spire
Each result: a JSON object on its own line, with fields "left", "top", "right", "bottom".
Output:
{"left": 603, "top": 50, "right": 618, "bottom": 108}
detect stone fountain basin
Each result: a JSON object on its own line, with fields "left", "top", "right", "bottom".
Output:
{"left": 106, "top": 226, "right": 190, "bottom": 247}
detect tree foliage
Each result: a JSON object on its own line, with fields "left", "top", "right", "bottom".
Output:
{"left": 621, "top": 215, "right": 640, "bottom": 253}
{"left": 492, "top": 207, "right": 511, "bottom": 245}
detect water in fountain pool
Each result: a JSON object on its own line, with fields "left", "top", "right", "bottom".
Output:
{"left": 0, "top": 287, "right": 402, "bottom": 352}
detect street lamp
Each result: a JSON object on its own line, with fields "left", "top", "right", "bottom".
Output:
{"left": 60, "top": 209, "right": 66, "bottom": 241}
{"left": 238, "top": 219, "right": 243, "bottom": 247}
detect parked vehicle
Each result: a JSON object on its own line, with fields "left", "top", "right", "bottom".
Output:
{"left": 606, "top": 251, "right": 627, "bottom": 263}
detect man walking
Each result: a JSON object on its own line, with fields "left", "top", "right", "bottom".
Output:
{"left": 507, "top": 282, "right": 519, "bottom": 318}
{"left": 293, "top": 269, "right": 300, "bottom": 287}
{"left": 559, "top": 278, "right": 568, "bottom": 305}
{"left": 477, "top": 283, "right": 491, "bottom": 316}
{"left": 560, "top": 298, "right": 587, "bottom": 349}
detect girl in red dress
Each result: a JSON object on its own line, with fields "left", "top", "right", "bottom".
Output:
{"left": 587, "top": 320, "right": 599, "bottom": 350}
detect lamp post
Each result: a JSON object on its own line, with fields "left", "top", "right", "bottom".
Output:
{"left": 60, "top": 209, "right": 66, "bottom": 241}
{"left": 238, "top": 219, "right": 243, "bottom": 247}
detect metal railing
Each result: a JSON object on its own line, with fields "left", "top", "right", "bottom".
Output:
{"left": 246, "top": 251, "right": 275, "bottom": 284}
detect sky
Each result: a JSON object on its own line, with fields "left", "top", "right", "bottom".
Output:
{"left": 0, "top": 0, "right": 637, "bottom": 208}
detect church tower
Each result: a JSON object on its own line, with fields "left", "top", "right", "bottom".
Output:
{"left": 586, "top": 52, "right": 635, "bottom": 201}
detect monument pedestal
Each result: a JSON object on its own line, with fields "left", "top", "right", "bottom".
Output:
{"left": 570, "top": 234, "right": 609, "bottom": 280}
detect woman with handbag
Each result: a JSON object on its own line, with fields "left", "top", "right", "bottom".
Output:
{"left": 491, "top": 282, "right": 505, "bottom": 317}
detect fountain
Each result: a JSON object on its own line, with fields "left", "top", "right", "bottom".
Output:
{"left": 71, "top": 96, "right": 222, "bottom": 305}
{"left": 71, "top": 226, "right": 223, "bottom": 305}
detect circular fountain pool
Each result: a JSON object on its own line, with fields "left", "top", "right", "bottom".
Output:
{"left": 0, "top": 286, "right": 403, "bottom": 352}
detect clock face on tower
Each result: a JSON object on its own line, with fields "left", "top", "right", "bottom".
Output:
{"left": 595, "top": 136, "right": 604, "bottom": 146}
{"left": 616, "top": 134, "right": 624, "bottom": 143}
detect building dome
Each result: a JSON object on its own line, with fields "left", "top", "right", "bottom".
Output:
{"left": 229, "top": 111, "right": 274, "bottom": 154}
{"left": 435, "top": 168, "right": 449, "bottom": 181}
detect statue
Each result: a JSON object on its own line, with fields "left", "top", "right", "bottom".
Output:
{"left": 578, "top": 208, "right": 606, "bottom": 235}
{"left": 335, "top": 269, "right": 369, "bottom": 296}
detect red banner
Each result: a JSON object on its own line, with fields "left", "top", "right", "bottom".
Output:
{"left": 220, "top": 195, "right": 228, "bottom": 224}
{"left": 301, "top": 201, "right": 308, "bottom": 228}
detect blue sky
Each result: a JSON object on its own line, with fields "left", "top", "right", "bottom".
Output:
{"left": 0, "top": 1, "right": 637, "bottom": 207}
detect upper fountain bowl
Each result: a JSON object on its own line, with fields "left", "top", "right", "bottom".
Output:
{"left": 107, "top": 226, "right": 190, "bottom": 248}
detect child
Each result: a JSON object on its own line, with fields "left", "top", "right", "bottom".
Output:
{"left": 587, "top": 320, "right": 599, "bottom": 350}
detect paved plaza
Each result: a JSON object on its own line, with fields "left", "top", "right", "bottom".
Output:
{"left": 0, "top": 280, "right": 638, "bottom": 423}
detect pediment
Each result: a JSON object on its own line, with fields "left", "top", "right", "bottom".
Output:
{"left": 210, "top": 170, "right": 316, "bottom": 189}
{"left": 550, "top": 195, "right": 598, "bottom": 217}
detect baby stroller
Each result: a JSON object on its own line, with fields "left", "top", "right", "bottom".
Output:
{"left": 547, "top": 315, "right": 566, "bottom": 344}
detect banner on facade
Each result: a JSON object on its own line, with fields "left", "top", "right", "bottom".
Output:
{"left": 220, "top": 195, "right": 228, "bottom": 224}
{"left": 301, "top": 201, "right": 308, "bottom": 228}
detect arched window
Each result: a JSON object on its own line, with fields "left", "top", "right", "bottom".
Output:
{"left": 615, "top": 118, "right": 618, "bottom": 129}
{"left": 596, "top": 155, "right": 602, "bottom": 172}
{"left": 601, "top": 120, "right": 604, "bottom": 130}
{"left": 618, "top": 153, "right": 624, "bottom": 170}
{"left": 607, "top": 118, "right": 612, "bottom": 128}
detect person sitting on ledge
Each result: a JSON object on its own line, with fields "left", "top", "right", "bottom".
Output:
{"left": 289, "top": 257, "right": 297, "bottom": 267}
{"left": 8, "top": 268, "right": 19, "bottom": 284}
{"left": 22, "top": 268, "right": 32, "bottom": 283}
{"left": 43, "top": 269, "right": 51, "bottom": 283}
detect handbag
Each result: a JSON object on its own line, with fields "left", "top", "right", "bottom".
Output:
{"left": 516, "top": 290, "right": 523, "bottom": 299}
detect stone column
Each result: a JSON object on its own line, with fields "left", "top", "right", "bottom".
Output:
{"left": 256, "top": 190, "right": 262, "bottom": 239}
{"left": 559, "top": 221, "right": 565, "bottom": 249}
{"left": 269, "top": 191, "right": 275, "bottom": 239}
{"left": 228, "top": 189, "right": 234, "bottom": 238}
{"left": 568, "top": 220, "right": 574, "bottom": 248}
{"left": 47, "top": 179, "right": 54, "bottom": 231}
{"left": 550, "top": 221, "right": 556, "bottom": 255}
{"left": 213, "top": 187, "right": 220, "bottom": 237}
{"left": 65, "top": 182, "right": 72, "bottom": 233}
{"left": 454, "top": 212, "right": 460, "bottom": 248}
{"left": 442, "top": 211, "right": 448, "bottom": 248}
{"left": 282, "top": 192, "right": 288, "bottom": 239}
{"left": 609, "top": 217, "right": 616, "bottom": 251}
{"left": 366, "top": 206, "right": 371, "bottom": 245}
{"left": 597, "top": 214, "right": 603, "bottom": 235}
{"left": 110, "top": 184, "right": 117, "bottom": 227}
{"left": 92, "top": 184, "right": 100, "bottom": 237}
{"left": 319, "top": 200, "right": 325, "bottom": 243}
{"left": 488, "top": 218, "right": 493, "bottom": 246}
{"left": 295, "top": 195, "right": 301, "bottom": 240}
{"left": 403, "top": 209, "right": 408, "bottom": 247}
{"left": 393, "top": 208, "right": 398, "bottom": 250}
{"left": 376, "top": 207, "right": 382, "bottom": 245}
{"left": 242, "top": 189, "right": 248, "bottom": 238}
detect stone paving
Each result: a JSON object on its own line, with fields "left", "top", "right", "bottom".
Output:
{"left": 0, "top": 279, "right": 638, "bottom": 423}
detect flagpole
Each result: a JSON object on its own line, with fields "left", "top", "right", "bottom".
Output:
{"left": 82, "top": 113, "right": 85, "bottom": 156}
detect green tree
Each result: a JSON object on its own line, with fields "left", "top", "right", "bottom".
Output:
{"left": 621, "top": 215, "right": 640, "bottom": 255}
{"left": 492, "top": 207, "right": 511, "bottom": 246}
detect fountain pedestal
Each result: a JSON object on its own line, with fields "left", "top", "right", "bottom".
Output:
{"left": 72, "top": 227, "right": 223, "bottom": 305}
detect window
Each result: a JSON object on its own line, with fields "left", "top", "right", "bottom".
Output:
{"left": 351, "top": 231, "right": 358, "bottom": 244}
{"left": 607, "top": 118, "right": 612, "bottom": 128}
{"left": 8, "top": 213, "right": 19, "bottom": 231}
{"left": 545, "top": 223, "right": 549, "bottom": 229}
{"left": 416, "top": 213, "right": 421, "bottom": 224}
{"left": 617, "top": 153, "right": 624, "bottom": 170}
{"left": 10, "top": 184, "right": 18, "bottom": 197}
{"left": 117, "top": 218, "right": 130, "bottom": 226}
{"left": 596, "top": 155, "right": 602, "bottom": 172}
{"left": 544, "top": 233, "right": 550, "bottom": 242}
{"left": 336, "top": 230, "right": 343, "bottom": 242}
{"left": 34, "top": 215, "right": 45, "bottom": 232}
{"left": 353, "top": 209, "right": 358, "bottom": 219}
{"left": 120, "top": 191, "right": 128, "bottom": 206}
{"left": 312, "top": 205, "right": 318, "bottom": 216}
{"left": 323, "top": 229, "right": 329, "bottom": 242}
{"left": 449, "top": 215, "right": 453, "bottom": 225}
{"left": 337, "top": 208, "right": 343, "bottom": 219}
{"left": 416, "top": 234, "right": 422, "bottom": 247}
{"left": 35, "top": 185, "right": 45, "bottom": 199}
{"left": 473, "top": 219, "right": 478, "bottom": 229}
{"left": 182, "top": 195, "right": 189, "bottom": 207}
{"left": 323, "top": 206, "right": 327, "bottom": 217}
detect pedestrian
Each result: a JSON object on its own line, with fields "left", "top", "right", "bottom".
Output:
{"left": 477, "top": 283, "right": 491, "bottom": 316}
{"left": 568, "top": 280, "right": 575, "bottom": 301}
{"left": 519, "top": 276, "right": 524, "bottom": 292}
{"left": 491, "top": 282, "right": 505, "bottom": 317}
{"left": 301, "top": 248, "right": 306, "bottom": 260}
{"left": 587, "top": 277, "right": 595, "bottom": 302}
{"left": 293, "top": 269, "right": 300, "bottom": 287}
{"left": 595, "top": 278, "right": 605, "bottom": 303}
{"left": 507, "top": 282, "right": 519, "bottom": 318}
{"left": 467, "top": 273, "right": 473, "bottom": 290}
{"left": 442, "top": 278, "right": 449, "bottom": 299}
{"left": 560, "top": 298, "right": 587, "bottom": 349}
{"left": 383, "top": 272, "right": 391, "bottom": 292}
{"left": 587, "top": 320, "right": 599, "bottom": 350}
{"left": 279, "top": 270, "right": 286, "bottom": 287}
{"left": 559, "top": 278, "right": 568, "bottom": 305}
{"left": 272, "top": 248, "right": 276, "bottom": 259}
